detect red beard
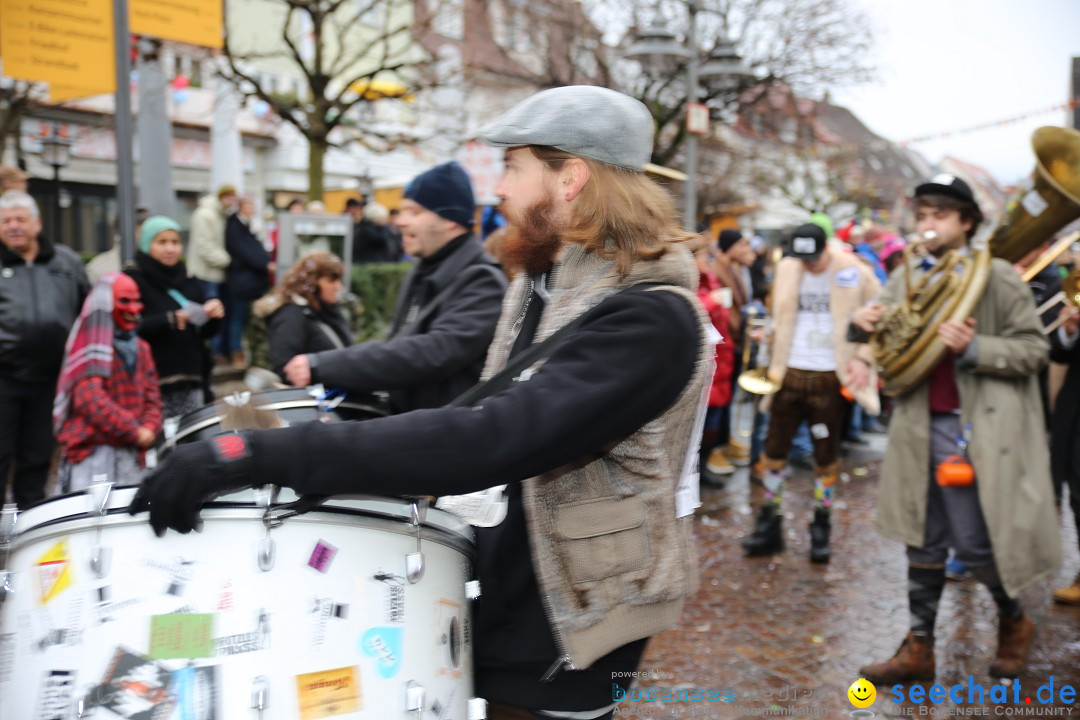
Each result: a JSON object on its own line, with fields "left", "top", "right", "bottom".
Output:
{"left": 501, "top": 196, "right": 564, "bottom": 276}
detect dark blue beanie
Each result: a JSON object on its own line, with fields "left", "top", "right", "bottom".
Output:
{"left": 403, "top": 161, "right": 475, "bottom": 229}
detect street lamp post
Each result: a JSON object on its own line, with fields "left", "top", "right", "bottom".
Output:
{"left": 39, "top": 125, "right": 72, "bottom": 242}
{"left": 623, "top": 3, "right": 753, "bottom": 231}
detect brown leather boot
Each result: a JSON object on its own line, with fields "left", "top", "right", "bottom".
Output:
{"left": 989, "top": 613, "right": 1035, "bottom": 678}
{"left": 859, "top": 632, "right": 935, "bottom": 683}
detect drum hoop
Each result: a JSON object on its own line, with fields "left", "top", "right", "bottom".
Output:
{"left": 166, "top": 402, "right": 385, "bottom": 448}
{"left": 10, "top": 502, "right": 475, "bottom": 559}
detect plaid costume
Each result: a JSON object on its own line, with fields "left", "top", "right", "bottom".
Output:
{"left": 54, "top": 273, "right": 163, "bottom": 466}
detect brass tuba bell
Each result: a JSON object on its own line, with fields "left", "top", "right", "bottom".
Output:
{"left": 872, "top": 126, "right": 1080, "bottom": 396}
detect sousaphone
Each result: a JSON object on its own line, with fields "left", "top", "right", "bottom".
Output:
{"left": 872, "top": 126, "right": 1080, "bottom": 396}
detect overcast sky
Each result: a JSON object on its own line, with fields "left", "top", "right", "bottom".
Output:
{"left": 831, "top": 0, "right": 1080, "bottom": 186}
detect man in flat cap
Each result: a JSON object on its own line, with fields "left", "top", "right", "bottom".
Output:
{"left": 131, "top": 86, "right": 711, "bottom": 719}
{"left": 282, "top": 161, "right": 507, "bottom": 413}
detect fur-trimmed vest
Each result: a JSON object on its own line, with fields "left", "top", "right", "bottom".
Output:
{"left": 482, "top": 241, "right": 713, "bottom": 669}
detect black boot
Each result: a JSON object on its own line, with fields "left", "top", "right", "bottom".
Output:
{"left": 742, "top": 504, "right": 784, "bottom": 556}
{"left": 809, "top": 508, "right": 831, "bottom": 564}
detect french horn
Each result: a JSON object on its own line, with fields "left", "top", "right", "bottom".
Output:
{"left": 872, "top": 126, "right": 1080, "bottom": 396}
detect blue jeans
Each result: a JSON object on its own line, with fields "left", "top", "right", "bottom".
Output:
{"left": 221, "top": 296, "right": 252, "bottom": 356}
{"left": 752, "top": 412, "right": 813, "bottom": 463}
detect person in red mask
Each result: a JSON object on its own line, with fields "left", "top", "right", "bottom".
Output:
{"left": 54, "top": 273, "right": 163, "bottom": 491}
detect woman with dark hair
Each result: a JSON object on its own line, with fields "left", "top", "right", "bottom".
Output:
{"left": 253, "top": 252, "right": 352, "bottom": 379}
{"left": 125, "top": 216, "right": 225, "bottom": 418}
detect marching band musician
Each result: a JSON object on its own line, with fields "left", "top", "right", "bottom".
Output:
{"left": 853, "top": 174, "right": 1059, "bottom": 682}
{"left": 131, "top": 86, "right": 712, "bottom": 720}
{"left": 741, "top": 222, "right": 881, "bottom": 563}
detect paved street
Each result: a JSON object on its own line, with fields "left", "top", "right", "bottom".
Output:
{"left": 633, "top": 424, "right": 1080, "bottom": 718}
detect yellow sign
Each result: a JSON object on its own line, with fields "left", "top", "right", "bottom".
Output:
{"left": 295, "top": 666, "right": 362, "bottom": 720}
{"left": 49, "top": 84, "right": 111, "bottom": 103}
{"left": 129, "top": 0, "right": 222, "bottom": 49}
{"left": 36, "top": 539, "right": 73, "bottom": 606}
{"left": 0, "top": 0, "right": 116, "bottom": 93}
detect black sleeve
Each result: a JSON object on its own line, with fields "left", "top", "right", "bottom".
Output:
{"left": 1050, "top": 330, "right": 1080, "bottom": 365}
{"left": 246, "top": 289, "right": 701, "bottom": 497}
{"left": 266, "top": 306, "right": 309, "bottom": 378}
{"left": 313, "top": 265, "right": 507, "bottom": 392}
{"left": 225, "top": 219, "right": 270, "bottom": 272}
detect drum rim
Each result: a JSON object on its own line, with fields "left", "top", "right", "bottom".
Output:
{"left": 9, "top": 503, "right": 475, "bottom": 559}
{"left": 11, "top": 487, "right": 475, "bottom": 557}
{"left": 163, "top": 401, "right": 386, "bottom": 449}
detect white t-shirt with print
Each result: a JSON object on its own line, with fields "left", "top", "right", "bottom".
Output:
{"left": 788, "top": 268, "right": 836, "bottom": 371}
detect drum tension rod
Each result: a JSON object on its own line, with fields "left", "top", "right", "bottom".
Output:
{"left": 257, "top": 486, "right": 282, "bottom": 572}
{"left": 406, "top": 498, "right": 429, "bottom": 584}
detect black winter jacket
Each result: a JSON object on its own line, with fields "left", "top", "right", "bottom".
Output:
{"left": 265, "top": 300, "right": 352, "bottom": 379}
{"left": 225, "top": 215, "right": 271, "bottom": 300}
{"left": 311, "top": 234, "right": 506, "bottom": 413}
{"left": 0, "top": 237, "right": 88, "bottom": 384}
{"left": 126, "top": 252, "right": 220, "bottom": 389}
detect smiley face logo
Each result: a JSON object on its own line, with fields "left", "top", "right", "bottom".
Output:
{"left": 848, "top": 678, "right": 876, "bottom": 708}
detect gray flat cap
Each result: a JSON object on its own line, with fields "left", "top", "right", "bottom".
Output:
{"left": 480, "top": 85, "right": 654, "bottom": 171}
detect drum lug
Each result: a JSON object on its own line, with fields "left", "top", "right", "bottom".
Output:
{"left": 406, "top": 500, "right": 428, "bottom": 584}
{"left": 251, "top": 674, "right": 270, "bottom": 714}
{"left": 405, "top": 680, "right": 426, "bottom": 717}
{"left": 89, "top": 546, "right": 112, "bottom": 579}
{"left": 466, "top": 580, "right": 481, "bottom": 600}
{"left": 468, "top": 697, "right": 488, "bottom": 720}
{"left": 258, "top": 537, "right": 276, "bottom": 572}
{"left": 87, "top": 478, "right": 114, "bottom": 579}
{"left": 0, "top": 503, "right": 15, "bottom": 603}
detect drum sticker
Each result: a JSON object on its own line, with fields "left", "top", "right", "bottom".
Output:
{"left": 216, "top": 582, "right": 234, "bottom": 611}
{"left": 431, "top": 687, "right": 458, "bottom": 720}
{"left": 84, "top": 646, "right": 176, "bottom": 720}
{"left": 213, "top": 608, "right": 271, "bottom": 656}
{"left": 143, "top": 557, "right": 196, "bottom": 597}
{"left": 374, "top": 571, "right": 406, "bottom": 624}
{"left": 0, "top": 633, "right": 14, "bottom": 682}
{"left": 308, "top": 540, "right": 338, "bottom": 573}
{"left": 171, "top": 665, "right": 221, "bottom": 720}
{"left": 36, "top": 669, "right": 75, "bottom": 720}
{"left": 94, "top": 584, "right": 142, "bottom": 624}
{"left": 434, "top": 598, "right": 464, "bottom": 679}
{"left": 149, "top": 614, "right": 214, "bottom": 660}
{"left": 35, "top": 596, "right": 85, "bottom": 652}
{"left": 310, "top": 598, "right": 350, "bottom": 648}
{"left": 360, "top": 626, "right": 404, "bottom": 678}
{"left": 295, "top": 665, "right": 362, "bottom": 720}
{"left": 35, "top": 539, "right": 73, "bottom": 606}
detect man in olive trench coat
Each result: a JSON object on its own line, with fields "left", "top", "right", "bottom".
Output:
{"left": 852, "top": 175, "right": 1060, "bottom": 684}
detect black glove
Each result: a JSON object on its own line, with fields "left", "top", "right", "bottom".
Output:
{"left": 129, "top": 432, "right": 256, "bottom": 536}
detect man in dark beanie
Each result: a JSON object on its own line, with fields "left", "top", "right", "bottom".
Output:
{"left": 708, "top": 227, "right": 757, "bottom": 470}
{"left": 283, "top": 160, "right": 506, "bottom": 412}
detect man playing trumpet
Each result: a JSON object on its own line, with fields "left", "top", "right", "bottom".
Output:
{"left": 854, "top": 175, "right": 1059, "bottom": 682}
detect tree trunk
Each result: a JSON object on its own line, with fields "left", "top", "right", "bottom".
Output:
{"left": 308, "top": 137, "right": 327, "bottom": 201}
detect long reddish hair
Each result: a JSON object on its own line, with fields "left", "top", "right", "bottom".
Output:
{"left": 529, "top": 146, "right": 693, "bottom": 274}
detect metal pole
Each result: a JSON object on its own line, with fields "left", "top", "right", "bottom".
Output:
{"left": 113, "top": 0, "right": 136, "bottom": 264}
{"left": 52, "top": 163, "right": 61, "bottom": 241}
{"left": 683, "top": 3, "right": 699, "bottom": 232}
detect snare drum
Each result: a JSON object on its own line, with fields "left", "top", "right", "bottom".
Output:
{"left": 0, "top": 487, "right": 481, "bottom": 719}
{"left": 160, "top": 387, "right": 387, "bottom": 457}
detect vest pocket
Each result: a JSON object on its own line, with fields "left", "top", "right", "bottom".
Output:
{"left": 555, "top": 496, "right": 650, "bottom": 583}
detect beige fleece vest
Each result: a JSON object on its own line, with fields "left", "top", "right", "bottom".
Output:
{"left": 482, "top": 241, "right": 713, "bottom": 669}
